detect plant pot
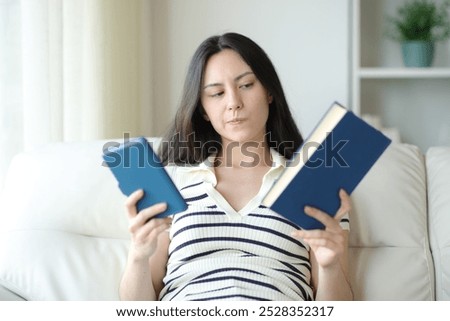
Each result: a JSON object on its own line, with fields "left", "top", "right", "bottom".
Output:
{"left": 401, "top": 41, "right": 434, "bottom": 67}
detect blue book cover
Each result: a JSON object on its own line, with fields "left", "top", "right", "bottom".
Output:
{"left": 102, "top": 137, "right": 187, "bottom": 217}
{"left": 262, "top": 102, "right": 391, "bottom": 229}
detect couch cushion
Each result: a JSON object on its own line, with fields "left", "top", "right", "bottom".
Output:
{"left": 0, "top": 138, "right": 161, "bottom": 239}
{"left": 0, "top": 139, "right": 127, "bottom": 238}
{"left": 349, "top": 143, "right": 434, "bottom": 300}
{"left": 426, "top": 146, "right": 450, "bottom": 301}
{"left": 0, "top": 138, "right": 154, "bottom": 299}
{"left": 0, "top": 230, "right": 128, "bottom": 300}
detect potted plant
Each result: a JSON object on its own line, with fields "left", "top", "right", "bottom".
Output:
{"left": 385, "top": 0, "right": 450, "bottom": 67}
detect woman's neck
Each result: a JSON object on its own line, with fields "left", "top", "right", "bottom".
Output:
{"left": 216, "top": 140, "right": 272, "bottom": 169}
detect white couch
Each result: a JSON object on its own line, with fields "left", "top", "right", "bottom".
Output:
{"left": 0, "top": 139, "right": 449, "bottom": 301}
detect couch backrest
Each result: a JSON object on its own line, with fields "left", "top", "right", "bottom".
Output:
{"left": 0, "top": 139, "right": 441, "bottom": 300}
{"left": 426, "top": 146, "right": 450, "bottom": 301}
{"left": 349, "top": 143, "right": 434, "bottom": 300}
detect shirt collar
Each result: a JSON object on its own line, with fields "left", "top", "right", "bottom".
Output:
{"left": 269, "top": 148, "right": 287, "bottom": 170}
{"left": 178, "top": 148, "right": 287, "bottom": 183}
{"left": 197, "top": 148, "right": 286, "bottom": 170}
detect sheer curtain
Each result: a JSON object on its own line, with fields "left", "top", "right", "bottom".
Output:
{"left": 0, "top": 0, "right": 153, "bottom": 191}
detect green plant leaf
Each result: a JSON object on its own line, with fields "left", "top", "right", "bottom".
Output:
{"left": 385, "top": 0, "right": 450, "bottom": 42}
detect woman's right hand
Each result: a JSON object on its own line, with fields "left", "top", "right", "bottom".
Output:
{"left": 125, "top": 189, "right": 172, "bottom": 261}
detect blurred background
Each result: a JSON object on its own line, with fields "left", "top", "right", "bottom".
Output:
{"left": 1, "top": 0, "right": 449, "bottom": 192}
{"left": 0, "top": 0, "right": 350, "bottom": 191}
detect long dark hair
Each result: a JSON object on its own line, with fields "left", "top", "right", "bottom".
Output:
{"left": 159, "top": 32, "right": 303, "bottom": 165}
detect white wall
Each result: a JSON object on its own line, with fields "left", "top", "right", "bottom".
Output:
{"left": 151, "top": 0, "right": 350, "bottom": 137}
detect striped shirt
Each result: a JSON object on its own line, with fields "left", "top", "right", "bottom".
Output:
{"left": 159, "top": 149, "right": 348, "bottom": 301}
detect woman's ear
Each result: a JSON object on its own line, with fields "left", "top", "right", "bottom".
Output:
{"left": 203, "top": 113, "right": 210, "bottom": 122}
{"left": 268, "top": 93, "right": 273, "bottom": 104}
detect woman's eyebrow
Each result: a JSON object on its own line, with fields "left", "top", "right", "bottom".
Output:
{"left": 234, "top": 71, "right": 254, "bottom": 82}
{"left": 203, "top": 71, "right": 254, "bottom": 89}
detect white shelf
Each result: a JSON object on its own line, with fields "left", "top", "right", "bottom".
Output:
{"left": 351, "top": 0, "right": 450, "bottom": 151}
{"left": 358, "top": 68, "right": 450, "bottom": 79}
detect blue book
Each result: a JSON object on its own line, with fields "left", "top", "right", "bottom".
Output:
{"left": 262, "top": 102, "right": 391, "bottom": 229}
{"left": 102, "top": 137, "right": 187, "bottom": 217}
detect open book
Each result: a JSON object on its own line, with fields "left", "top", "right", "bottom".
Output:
{"left": 262, "top": 102, "right": 391, "bottom": 229}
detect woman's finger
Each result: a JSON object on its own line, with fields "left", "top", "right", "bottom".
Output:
{"left": 335, "top": 189, "right": 352, "bottom": 222}
{"left": 292, "top": 229, "right": 327, "bottom": 239}
{"left": 135, "top": 216, "right": 172, "bottom": 242}
{"left": 302, "top": 236, "right": 338, "bottom": 249}
{"left": 292, "top": 229, "right": 346, "bottom": 256}
{"left": 128, "top": 202, "right": 168, "bottom": 233}
{"left": 304, "top": 206, "right": 337, "bottom": 229}
{"left": 124, "top": 189, "right": 144, "bottom": 219}
{"left": 138, "top": 202, "right": 168, "bottom": 222}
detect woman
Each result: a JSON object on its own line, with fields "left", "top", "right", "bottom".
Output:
{"left": 119, "top": 33, "right": 352, "bottom": 301}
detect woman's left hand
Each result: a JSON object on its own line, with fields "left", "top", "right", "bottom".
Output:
{"left": 291, "top": 189, "right": 351, "bottom": 268}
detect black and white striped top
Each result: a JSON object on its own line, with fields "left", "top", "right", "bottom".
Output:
{"left": 159, "top": 150, "right": 348, "bottom": 301}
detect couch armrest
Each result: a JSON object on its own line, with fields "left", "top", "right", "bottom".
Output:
{"left": 427, "top": 146, "right": 450, "bottom": 301}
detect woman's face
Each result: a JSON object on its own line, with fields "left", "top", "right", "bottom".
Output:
{"left": 200, "top": 49, "right": 272, "bottom": 146}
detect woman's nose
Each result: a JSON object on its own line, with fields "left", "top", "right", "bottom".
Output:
{"left": 227, "top": 90, "right": 243, "bottom": 111}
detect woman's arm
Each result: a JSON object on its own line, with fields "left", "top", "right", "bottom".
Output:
{"left": 292, "top": 189, "right": 353, "bottom": 301}
{"left": 119, "top": 189, "right": 172, "bottom": 301}
{"left": 309, "top": 230, "right": 352, "bottom": 300}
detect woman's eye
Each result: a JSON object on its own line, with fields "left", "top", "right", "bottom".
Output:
{"left": 240, "top": 83, "right": 253, "bottom": 89}
{"left": 210, "top": 91, "right": 224, "bottom": 98}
